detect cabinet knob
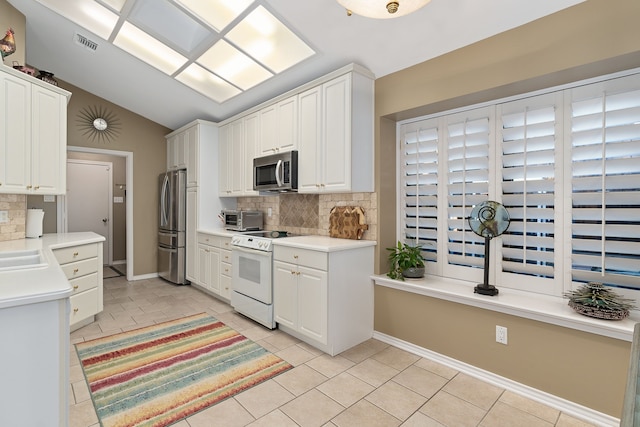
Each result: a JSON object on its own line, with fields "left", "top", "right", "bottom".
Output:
{"left": 293, "top": 255, "right": 298, "bottom": 259}
{"left": 73, "top": 308, "right": 79, "bottom": 313}
{"left": 34, "top": 185, "right": 40, "bottom": 190}
{"left": 73, "top": 252, "right": 79, "bottom": 257}
{"left": 73, "top": 285, "right": 79, "bottom": 290}
{"left": 290, "top": 270, "right": 296, "bottom": 275}
{"left": 73, "top": 268, "right": 79, "bottom": 273}
{"left": 26, "top": 185, "right": 32, "bottom": 189}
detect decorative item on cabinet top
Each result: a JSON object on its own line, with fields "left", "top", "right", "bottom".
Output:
{"left": 329, "top": 206, "right": 368, "bottom": 240}
{"left": 77, "top": 105, "right": 122, "bottom": 143}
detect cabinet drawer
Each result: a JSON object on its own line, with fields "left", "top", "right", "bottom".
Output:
{"left": 220, "top": 261, "right": 232, "bottom": 278}
{"left": 60, "top": 257, "right": 98, "bottom": 280}
{"left": 70, "top": 287, "right": 98, "bottom": 325}
{"left": 220, "top": 274, "right": 231, "bottom": 298}
{"left": 219, "top": 237, "right": 232, "bottom": 251}
{"left": 53, "top": 243, "right": 98, "bottom": 265}
{"left": 274, "top": 246, "right": 327, "bottom": 270}
{"left": 220, "top": 249, "right": 232, "bottom": 264}
{"left": 198, "top": 233, "right": 220, "bottom": 246}
{"left": 69, "top": 272, "right": 98, "bottom": 295}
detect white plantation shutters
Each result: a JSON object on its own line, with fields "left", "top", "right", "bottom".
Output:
{"left": 397, "top": 70, "right": 640, "bottom": 295}
{"left": 497, "top": 94, "right": 563, "bottom": 294}
{"left": 568, "top": 74, "right": 640, "bottom": 289}
{"left": 445, "top": 109, "right": 491, "bottom": 278}
{"left": 399, "top": 119, "right": 439, "bottom": 265}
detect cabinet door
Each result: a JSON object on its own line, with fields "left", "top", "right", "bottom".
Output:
{"left": 0, "top": 73, "right": 31, "bottom": 193}
{"left": 277, "top": 96, "right": 298, "bottom": 152}
{"left": 208, "top": 248, "right": 220, "bottom": 293}
{"left": 273, "top": 260, "right": 297, "bottom": 329}
{"left": 297, "top": 265, "right": 328, "bottom": 344}
{"left": 186, "top": 189, "right": 197, "bottom": 282}
{"left": 218, "top": 124, "right": 231, "bottom": 196}
{"left": 31, "top": 85, "right": 65, "bottom": 194}
{"left": 243, "top": 112, "right": 259, "bottom": 195}
{"left": 230, "top": 119, "right": 244, "bottom": 196}
{"left": 197, "top": 244, "right": 211, "bottom": 287}
{"left": 297, "top": 86, "right": 322, "bottom": 193}
{"left": 259, "top": 104, "right": 277, "bottom": 155}
{"left": 185, "top": 126, "right": 198, "bottom": 187}
{"left": 322, "top": 75, "right": 351, "bottom": 192}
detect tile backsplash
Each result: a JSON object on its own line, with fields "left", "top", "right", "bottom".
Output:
{"left": 0, "top": 194, "right": 26, "bottom": 241}
{"left": 237, "top": 192, "right": 377, "bottom": 240}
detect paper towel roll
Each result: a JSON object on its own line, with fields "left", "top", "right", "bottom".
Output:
{"left": 26, "top": 209, "right": 44, "bottom": 238}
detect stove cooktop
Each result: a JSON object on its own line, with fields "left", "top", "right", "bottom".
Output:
{"left": 231, "top": 231, "right": 297, "bottom": 251}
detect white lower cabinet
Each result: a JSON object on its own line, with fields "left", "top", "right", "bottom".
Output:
{"left": 52, "top": 242, "right": 103, "bottom": 330}
{"left": 197, "top": 233, "right": 220, "bottom": 294}
{"left": 193, "top": 232, "right": 234, "bottom": 301}
{"left": 273, "top": 241, "right": 374, "bottom": 356}
{"left": 186, "top": 189, "right": 197, "bottom": 282}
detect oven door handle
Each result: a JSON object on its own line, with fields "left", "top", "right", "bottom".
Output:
{"left": 232, "top": 245, "right": 269, "bottom": 256}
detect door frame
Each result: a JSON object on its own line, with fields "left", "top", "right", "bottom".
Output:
{"left": 59, "top": 146, "right": 134, "bottom": 281}
{"left": 63, "top": 159, "right": 114, "bottom": 265}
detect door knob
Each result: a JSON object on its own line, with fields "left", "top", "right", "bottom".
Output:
{"left": 102, "top": 218, "right": 108, "bottom": 223}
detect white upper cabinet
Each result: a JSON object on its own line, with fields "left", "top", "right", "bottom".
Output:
{"left": 0, "top": 67, "right": 69, "bottom": 195}
{"left": 259, "top": 95, "right": 297, "bottom": 155}
{"left": 218, "top": 119, "right": 244, "bottom": 197}
{"left": 243, "top": 112, "right": 260, "bottom": 196}
{"left": 298, "top": 71, "right": 374, "bottom": 193}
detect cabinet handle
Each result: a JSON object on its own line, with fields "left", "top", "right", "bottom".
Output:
{"left": 73, "top": 285, "right": 79, "bottom": 290}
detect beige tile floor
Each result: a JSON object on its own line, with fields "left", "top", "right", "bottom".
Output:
{"left": 69, "top": 276, "right": 600, "bottom": 427}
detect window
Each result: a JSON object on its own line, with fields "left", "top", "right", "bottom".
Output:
{"left": 397, "top": 71, "right": 640, "bottom": 297}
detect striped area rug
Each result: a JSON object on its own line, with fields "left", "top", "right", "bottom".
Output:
{"left": 76, "top": 312, "right": 292, "bottom": 427}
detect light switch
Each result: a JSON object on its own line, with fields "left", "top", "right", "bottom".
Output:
{"left": 114, "top": 196, "right": 124, "bottom": 203}
{"left": 44, "top": 195, "right": 56, "bottom": 202}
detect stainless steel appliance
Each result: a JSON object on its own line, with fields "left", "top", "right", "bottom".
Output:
{"left": 230, "top": 231, "right": 295, "bottom": 328}
{"left": 253, "top": 150, "right": 298, "bottom": 192}
{"left": 158, "top": 169, "right": 188, "bottom": 285}
{"left": 222, "top": 209, "right": 264, "bottom": 231}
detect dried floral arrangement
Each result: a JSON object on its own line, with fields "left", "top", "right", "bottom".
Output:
{"left": 564, "top": 282, "right": 636, "bottom": 321}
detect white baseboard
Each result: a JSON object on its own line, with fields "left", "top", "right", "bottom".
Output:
{"left": 131, "top": 272, "right": 158, "bottom": 281}
{"left": 373, "top": 330, "right": 620, "bottom": 427}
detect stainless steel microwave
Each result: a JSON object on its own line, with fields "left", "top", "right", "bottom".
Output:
{"left": 253, "top": 150, "right": 298, "bottom": 192}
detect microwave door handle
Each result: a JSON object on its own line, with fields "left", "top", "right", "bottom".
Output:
{"left": 275, "top": 159, "right": 283, "bottom": 187}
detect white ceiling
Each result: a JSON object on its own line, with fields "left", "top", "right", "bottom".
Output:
{"left": 7, "top": 0, "right": 585, "bottom": 130}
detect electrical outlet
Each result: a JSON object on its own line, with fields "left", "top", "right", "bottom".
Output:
{"left": 496, "top": 325, "right": 508, "bottom": 345}
{"left": 0, "top": 210, "right": 8, "bottom": 224}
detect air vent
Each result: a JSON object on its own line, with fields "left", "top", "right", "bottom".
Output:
{"left": 73, "top": 32, "right": 98, "bottom": 52}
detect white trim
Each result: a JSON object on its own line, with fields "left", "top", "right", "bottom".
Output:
{"left": 132, "top": 272, "right": 158, "bottom": 281}
{"left": 372, "top": 330, "right": 620, "bottom": 427}
{"left": 373, "top": 275, "right": 638, "bottom": 342}
{"left": 67, "top": 146, "right": 134, "bottom": 282}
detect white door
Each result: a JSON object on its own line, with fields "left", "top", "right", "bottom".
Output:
{"left": 66, "top": 160, "right": 112, "bottom": 265}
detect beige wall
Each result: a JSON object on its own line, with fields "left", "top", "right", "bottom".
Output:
{"left": 373, "top": 0, "right": 640, "bottom": 418}
{"left": 59, "top": 80, "right": 169, "bottom": 275}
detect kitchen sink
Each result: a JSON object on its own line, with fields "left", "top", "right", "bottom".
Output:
{"left": 0, "top": 249, "right": 47, "bottom": 271}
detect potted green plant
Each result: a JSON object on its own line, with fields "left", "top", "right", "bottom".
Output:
{"left": 386, "top": 241, "right": 425, "bottom": 280}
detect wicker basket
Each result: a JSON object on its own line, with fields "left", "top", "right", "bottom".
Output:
{"left": 568, "top": 300, "right": 629, "bottom": 321}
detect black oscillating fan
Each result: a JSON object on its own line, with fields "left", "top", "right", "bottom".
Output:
{"left": 468, "top": 201, "right": 510, "bottom": 296}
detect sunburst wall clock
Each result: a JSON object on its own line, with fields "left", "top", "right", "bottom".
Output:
{"left": 77, "top": 105, "right": 122, "bottom": 143}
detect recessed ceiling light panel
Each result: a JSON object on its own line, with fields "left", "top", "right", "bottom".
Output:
{"left": 128, "top": 0, "right": 211, "bottom": 54}
{"left": 175, "top": 0, "right": 255, "bottom": 32}
{"left": 35, "top": 0, "right": 118, "bottom": 39}
{"left": 198, "top": 40, "right": 272, "bottom": 91}
{"left": 176, "top": 63, "right": 242, "bottom": 103}
{"left": 114, "top": 22, "right": 187, "bottom": 75}
{"left": 99, "top": 0, "right": 127, "bottom": 12}
{"left": 225, "top": 6, "right": 315, "bottom": 74}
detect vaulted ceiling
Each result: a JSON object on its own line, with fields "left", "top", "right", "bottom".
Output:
{"left": 8, "top": 0, "right": 585, "bottom": 129}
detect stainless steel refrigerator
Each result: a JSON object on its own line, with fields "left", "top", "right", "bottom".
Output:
{"left": 158, "top": 169, "right": 188, "bottom": 285}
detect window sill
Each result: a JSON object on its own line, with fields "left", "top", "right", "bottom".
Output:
{"left": 372, "top": 274, "right": 638, "bottom": 342}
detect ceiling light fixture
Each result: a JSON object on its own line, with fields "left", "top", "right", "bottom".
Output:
{"left": 337, "top": 0, "right": 431, "bottom": 18}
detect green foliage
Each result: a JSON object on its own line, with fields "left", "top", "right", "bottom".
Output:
{"left": 386, "top": 241, "right": 425, "bottom": 281}
{"left": 564, "top": 282, "right": 636, "bottom": 311}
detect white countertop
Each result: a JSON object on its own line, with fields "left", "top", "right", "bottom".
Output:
{"left": 272, "top": 236, "right": 376, "bottom": 252}
{"left": 0, "top": 232, "right": 105, "bottom": 309}
{"left": 197, "top": 228, "right": 237, "bottom": 237}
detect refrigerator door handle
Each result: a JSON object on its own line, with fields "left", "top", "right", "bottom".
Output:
{"left": 160, "top": 174, "right": 169, "bottom": 227}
